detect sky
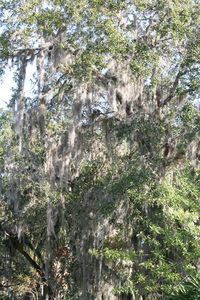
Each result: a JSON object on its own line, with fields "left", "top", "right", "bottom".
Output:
{"left": 0, "top": 61, "right": 36, "bottom": 109}
{"left": 0, "top": 67, "right": 15, "bottom": 109}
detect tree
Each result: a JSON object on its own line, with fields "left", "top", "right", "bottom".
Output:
{"left": 0, "top": 0, "right": 199, "bottom": 299}
{"left": 167, "top": 276, "right": 200, "bottom": 300}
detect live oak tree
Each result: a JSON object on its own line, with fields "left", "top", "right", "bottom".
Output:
{"left": 0, "top": 0, "right": 200, "bottom": 299}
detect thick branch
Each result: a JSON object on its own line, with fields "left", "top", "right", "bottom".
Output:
{"left": 0, "top": 221, "right": 45, "bottom": 277}
{"left": 19, "top": 248, "right": 43, "bottom": 276}
{"left": 12, "top": 43, "right": 52, "bottom": 57}
{"left": 23, "top": 235, "right": 45, "bottom": 269}
{"left": 161, "top": 69, "right": 186, "bottom": 107}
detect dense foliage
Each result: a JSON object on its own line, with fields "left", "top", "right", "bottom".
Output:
{"left": 167, "top": 276, "right": 200, "bottom": 300}
{"left": 0, "top": 0, "right": 199, "bottom": 299}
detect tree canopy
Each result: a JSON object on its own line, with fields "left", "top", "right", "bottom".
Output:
{"left": 0, "top": 0, "right": 200, "bottom": 299}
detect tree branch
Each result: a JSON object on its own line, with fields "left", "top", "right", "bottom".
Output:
{"left": 0, "top": 221, "right": 45, "bottom": 277}
{"left": 19, "top": 248, "right": 43, "bottom": 276}
{"left": 161, "top": 70, "right": 186, "bottom": 107}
